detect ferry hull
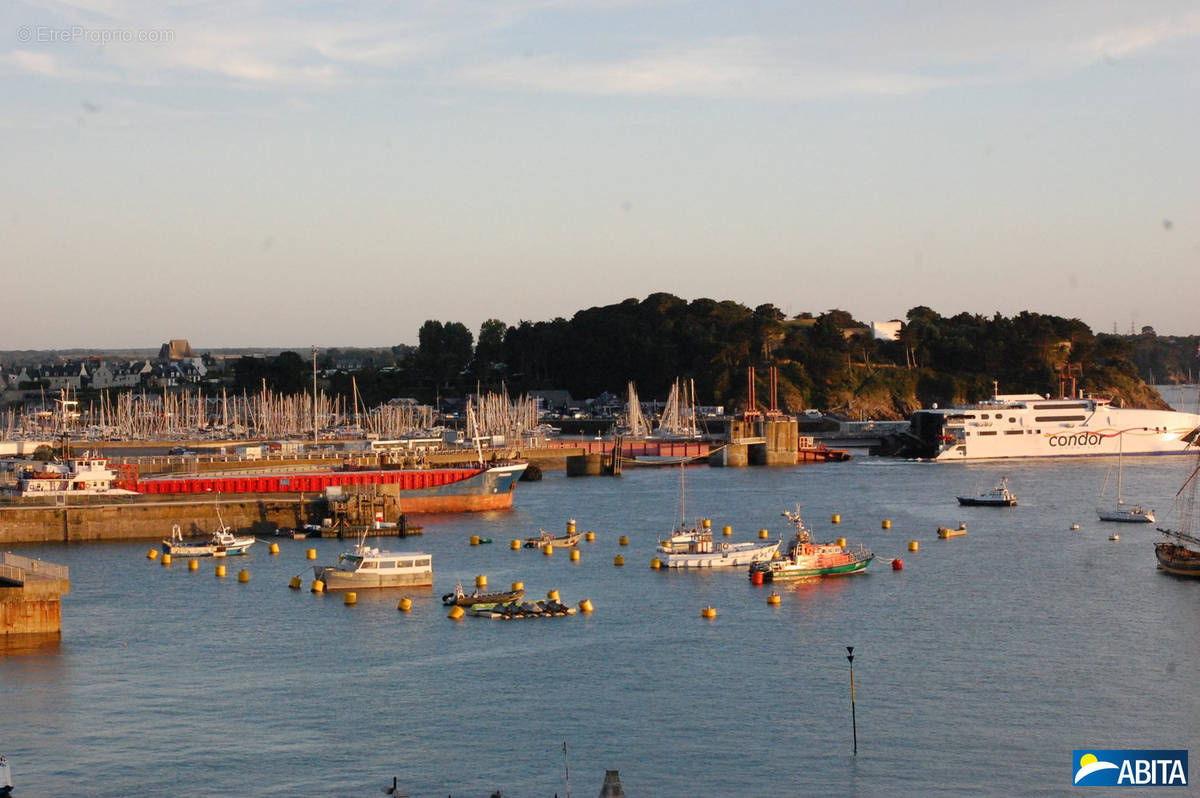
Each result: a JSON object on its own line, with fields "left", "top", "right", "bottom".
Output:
{"left": 895, "top": 397, "right": 1200, "bottom": 461}
{"left": 137, "top": 463, "right": 527, "bottom": 514}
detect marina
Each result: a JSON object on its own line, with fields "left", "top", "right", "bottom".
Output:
{"left": 2, "top": 456, "right": 1197, "bottom": 795}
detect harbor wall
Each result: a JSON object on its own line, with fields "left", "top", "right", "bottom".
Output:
{"left": 0, "top": 497, "right": 310, "bottom": 545}
{"left": 1, "top": 584, "right": 67, "bottom": 635}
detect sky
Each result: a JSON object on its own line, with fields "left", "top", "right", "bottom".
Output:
{"left": 2, "top": 1, "right": 1199, "bottom": 349}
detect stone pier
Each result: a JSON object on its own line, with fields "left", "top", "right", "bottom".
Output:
{"left": 1, "top": 553, "right": 70, "bottom": 635}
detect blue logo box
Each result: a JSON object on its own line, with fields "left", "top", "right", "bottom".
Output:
{"left": 1073, "top": 750, "right": 1188, "bottom": 787}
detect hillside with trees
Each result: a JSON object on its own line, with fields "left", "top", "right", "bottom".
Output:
{"left": 211, "top": 294, "right": 1173, "bottom": 419}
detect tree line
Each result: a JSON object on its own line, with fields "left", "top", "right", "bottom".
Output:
{"left": 228, "top": 294, "right": 1194, "bottom": 418}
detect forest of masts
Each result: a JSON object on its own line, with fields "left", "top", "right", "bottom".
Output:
{"left": 0, "top": 386, "right": 551, "bottom": 444}
{"left": 0, "top": 380, "right": 697, "bottom": 445}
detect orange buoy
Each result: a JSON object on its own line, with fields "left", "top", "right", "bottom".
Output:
{"left": 750, "top": 571, "right": 764, "bottom": 585}
{"left": 892, "top": 558, "right": 904, "bottom": 570}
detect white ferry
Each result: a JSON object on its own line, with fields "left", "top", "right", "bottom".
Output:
{"left": 903, "top": 394, "right": 1200, "bottom": 461}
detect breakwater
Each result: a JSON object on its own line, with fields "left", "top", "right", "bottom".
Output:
{"left": 0, "top": 496, "right": 309, "bottom": 545}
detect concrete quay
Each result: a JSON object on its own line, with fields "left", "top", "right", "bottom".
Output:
{"left": 1, "top": 552, "right": 70, "bottom": 635}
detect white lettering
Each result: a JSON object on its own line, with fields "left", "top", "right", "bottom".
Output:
{"left": 1168, "top": 759, "right": 1187, "bottom": 785}
{"left": 1134, "top": 759, "right": 1153, "bottom": 784}
{"left": 1119, "top": 760, "right": 1134, "bottom": 784}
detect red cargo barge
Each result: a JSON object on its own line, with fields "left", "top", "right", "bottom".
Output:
{"left": 132, "top": 463, "right": 527, "bottom": 513}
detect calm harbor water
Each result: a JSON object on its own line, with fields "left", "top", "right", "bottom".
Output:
{"left": 3, "top": 452, "right": 1199, "bottom": 796}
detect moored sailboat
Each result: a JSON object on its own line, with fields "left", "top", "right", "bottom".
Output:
{"left": 1097, "top": 434, "right": 1155, "bottom": 523}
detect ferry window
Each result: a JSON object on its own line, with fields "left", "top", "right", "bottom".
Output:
{"left": 1004, "top": 430, "right": 1023, "bottom": 435}
{"left": 995, "top": 413, "right": 1002, "bottom": 419}
{"left": 417, "top": 559, "right": 430, "bottom": 567}
{"left": 380, "top": 561, "right": 396, "bottom": 569}
{"left": 1009, "top": 418, "right": 1016, "bottom": 423}
{"left": 362, "top": 561, "right": 378, "bottom": 569}
{"left": 1034, "top": 415, "right": 1086, "bottom": 422}
{"left": 399, "top": 559, "right": 413, "bottom": 567}
{"left": 978, "top": 430, "right": 997, "bottom": 436}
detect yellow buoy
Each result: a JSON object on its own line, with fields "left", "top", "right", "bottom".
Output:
{"left": 344, "top": 591, "right": 357, "bottom": 606}
{"left": 542, "top": 543, "right": 554, "bottom": 556}
{"left": 882, "top": 519, "right": 892, "bottom": 529}
{"left": 569, "top": 549, "right": 580, "bottom": 562}
{"left": 1071, "top": 523, "right": 1080, "bottom": 530}
{"left": 701, "top": 605, "right": 717, "bottom": 619}
{"left": 289, "top": 575, "right": 302, "bottom": 589}
{"left": 566, "top": 519, "right": 576, "bottom": 533}
{"left": 215, "top": 564, "right": 227, "bottom": 578}
{"left": 578, "top": 598, "right": 593, "bottom": 613}
{"left": 585, "top": 531, "right": 595, "bottom": 542}
{"left": 448, "top": 605, "right": 465, "bottom": 620}
{"left": 511, "top": 539, "right": 521, "bottom": 550}
{"left": 832, "top": 513, "right": 841, "bottom": 524}
{"left": 398, "top": 597, "right": 412, "bottom": 612}
{"left": 469, "top": 535, "right": 480, "bottom": 546}
{"left": 161, "top": 553, "right": 172, "bottom": 566}
{"left": 759, "top": 529, "right": 769, "bottom": 539}
{"left": 475, "top": 574, "right": 488, "bottom": 589}
{"left": 767, "top": 592, "right": 781, "bottom": 606}
{"left": 547, "top": 589, "right": 560, "bottom": 601}
{"left": 147, "top": 548, "right": 159, "bottom": 560}
{"left": 306, "top": 548, "right": 317, "bottom": 560}
{"left": 311, "top": 579, "right": 325, "bottom": 593}
{"left": 618, "top": 535, "right": 629, "bottom": 546}
{"left": 651, "top": 557, "right": 662, "bottom": 570}
{"left": 836, "top": 537, "right": 846, "bottom": 548}
{"left": 269, "top": 542, "right": 280, "bottom": 555}
{"left": 908, "top": 540, "right": 919, "bottom": 552}
{"left": 511, "top": 581, "right": 524, "bottom": 592}
{"left": 237, "top": 569, "right": 250, "bottom": 583}
{"left": 188, "top": 558, "right": 199, "bottom": 572}
{"left": 613, "top": 555, "right": 625, "bottom": 566}
{"left": 702, "top": 519, "right": 712, "bottom": 529}
{"left": 722, "top": 525, "right": 732, "bottom": 537}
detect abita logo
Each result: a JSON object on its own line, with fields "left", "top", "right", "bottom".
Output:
{"left": 1073, "top": 750, "right": 1188, "bottom": 787}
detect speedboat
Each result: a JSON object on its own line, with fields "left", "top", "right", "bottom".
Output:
{"left": 441, "top": 582, "right": 524, "bottom": 606}
{"left": 957, "top": 477, "right": 1018, "bottom": 507}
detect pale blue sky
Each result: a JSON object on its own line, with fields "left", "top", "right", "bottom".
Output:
{"left": 3, "top": 1, "right": 1198, "bottom": 348}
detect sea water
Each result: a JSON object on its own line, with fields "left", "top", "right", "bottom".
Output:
{"left": 2, "top": 455, "right": 1198, "bottom": 797}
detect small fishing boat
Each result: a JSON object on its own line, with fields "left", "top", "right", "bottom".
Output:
{"left": 523, "top": 521, "right": 584, "bottom": 548}
{"left": 956, "top": 477, "right": 1017, "bottom": 507}
{"left": 656, "top": 462, "right": 779, "bottom": 568}
{"left": 938, "top": 523, "right": 968, "bottom": 538}
{"left": 441, "top": 582, "right": 524, "bottom": 606}
{"left": 657, "top": 521, "right": 780, "bottom": 568}
{"left": 162, "top": 524, "right": 255, "bottom": 557}
{"left": 312, "top": 533, "right": 433, "bottom": 590}
{"left": 749, "top": 507, "right": 873, "bottom": 581}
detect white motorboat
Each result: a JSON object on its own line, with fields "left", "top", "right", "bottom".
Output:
{"left": 655, "top": 462, "right": 778, "bottom": 568}
{"left": 313, "top": 534, "right": 433, "bottom": 590}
